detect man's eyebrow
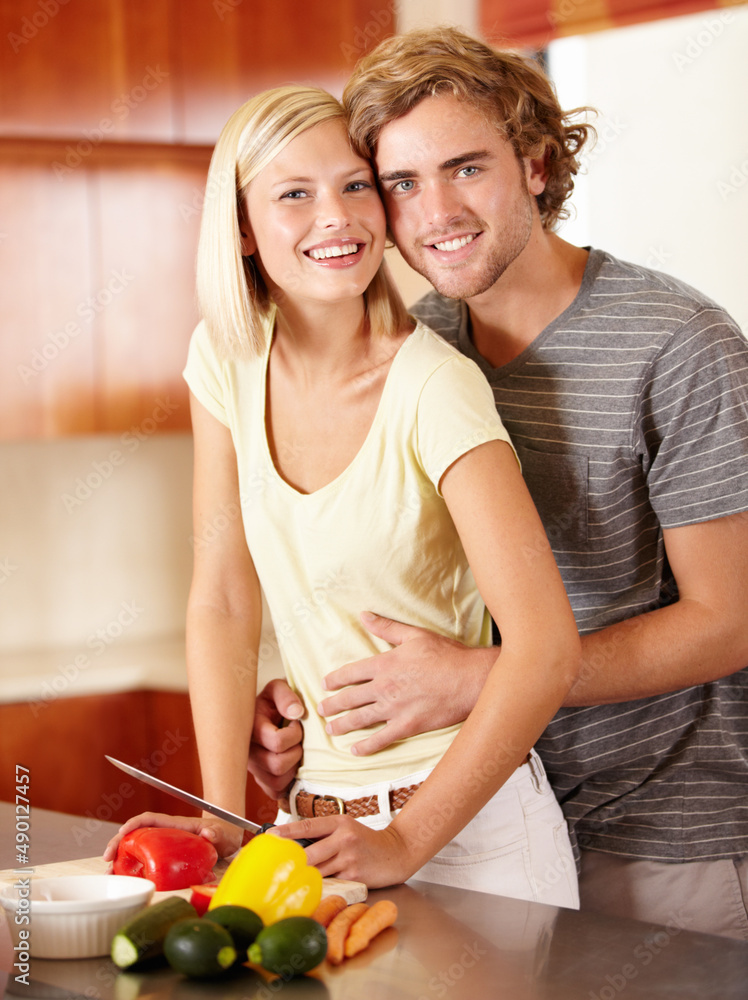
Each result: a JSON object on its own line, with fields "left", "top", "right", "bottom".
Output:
{"left": 378, "top": 150, "right": 493, "bottom": 183}
{"left": 441, "top": 150, "right": 492, "bottom": 170}
{"left": 378, "top": 168, "right": 413, "bottom": 183}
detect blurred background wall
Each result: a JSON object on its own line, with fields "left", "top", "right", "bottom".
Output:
{"left": 1, "top": 0, "right": 745, "bottom": 824}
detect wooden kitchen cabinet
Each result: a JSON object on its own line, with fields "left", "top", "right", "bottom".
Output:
{"left": 0, "top": 0, "right": 394, "bottom": 143}
{"left": 0, "top": 139, "right": 209, "bottom": 440}
{"left": 0, "top": 689, "right": 276, "bottom": 827}
{"left": 0, "top": 0, "right": 394, "bottom": 441}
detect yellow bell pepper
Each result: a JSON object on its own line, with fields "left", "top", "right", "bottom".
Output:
{"left": 207, "top": 833, "right": 322, "bottom": 924}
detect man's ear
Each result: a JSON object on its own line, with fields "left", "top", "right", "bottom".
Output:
{"left": 525, "top": 151, "right": 549, "bottom": 197}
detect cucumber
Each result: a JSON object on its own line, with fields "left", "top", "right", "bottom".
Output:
{"left": 206, "top": 905, "right": 263, "bottom": 954}
{"left": 248, "top": 916, "right": 327, "bottom": 978}
{"left": 164, "top": 918, "right": 237, "bottom": 978}
{"left": 111, "top": 896, "right": 198, "bottom": 969}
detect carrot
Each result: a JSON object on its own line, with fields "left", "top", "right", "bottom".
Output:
{"left": 311, "top": 894, "right": 348, "bottom": 928}
{"left": 344, "top": 899, "right": 399, "bottom": 958}
{"left": 326, "top": 902, "right": 369, "bottom": 965}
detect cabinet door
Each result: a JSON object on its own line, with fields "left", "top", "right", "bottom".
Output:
{"left": 0, "top": 0, "right": 176, "bottom": 141}
{"left": 173, "top": 0, "right": 396, "bottom": 143}
{"left": 0, "top": 148, "right": 96, "bottom": 439}
{"left": 0, "top": 143, "right": 208, "bottom": 440}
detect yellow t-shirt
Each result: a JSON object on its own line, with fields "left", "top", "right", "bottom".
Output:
{"left": 183, "top": 319, "right": 516, "bottom": 788}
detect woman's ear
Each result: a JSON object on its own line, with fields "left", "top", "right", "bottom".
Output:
{"left": 238, "top": 201, "right": 256, "bottom": 256}
{"left": 240, "top": 224, "right": 256, "bottom": 257}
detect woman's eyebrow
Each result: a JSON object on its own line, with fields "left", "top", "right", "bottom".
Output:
{"left": 271, "top": 166, "right": 372, "bottom": 187}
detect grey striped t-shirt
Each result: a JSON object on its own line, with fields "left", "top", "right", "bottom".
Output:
{"left": 411, "top": 248, "right": 748, "bottom": 863}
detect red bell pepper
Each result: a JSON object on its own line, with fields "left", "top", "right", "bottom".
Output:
{"left": 189, "top": 881, "right": 219, "bottom": 916}
{"left": 112, "top": 827, "right": 217, "bottom": 891}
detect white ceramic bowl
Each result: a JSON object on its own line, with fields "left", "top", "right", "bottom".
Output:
{"left": 0, "top": 875, "right": 155, "bottom": 959}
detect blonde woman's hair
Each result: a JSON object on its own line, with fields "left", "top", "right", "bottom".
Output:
{"left": 197, "top": 85, "right": 409, "bottom": 359}
{"left": 344, "top": 28, "right": 595, "bottom": 232}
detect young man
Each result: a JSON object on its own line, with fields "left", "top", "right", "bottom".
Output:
{"left": 248, "top": 27, "right": 748, "bottom": 938}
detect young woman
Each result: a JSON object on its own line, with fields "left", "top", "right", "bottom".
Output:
{"left": 105, "top": 85, "right": 581, "bottom": 908}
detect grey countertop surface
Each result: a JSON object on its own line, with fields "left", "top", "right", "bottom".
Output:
{"left": 1, "top": 802, "right": 747, "bottom": 999}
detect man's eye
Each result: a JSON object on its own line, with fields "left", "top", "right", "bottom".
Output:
{"left": 458, "top": 166, "right": 480, "bottom": 178}
{"left": 392, "top": 179, "right": 415, "bottom": 193}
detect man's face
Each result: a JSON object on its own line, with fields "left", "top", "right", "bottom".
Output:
{"left": 375, "top": 93, "right": 545, "bottom": 301}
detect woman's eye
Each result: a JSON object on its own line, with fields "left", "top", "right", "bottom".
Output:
{"left": 346, "top": 180, "right": 371, "bottom": 193}
{"left": 281, "top": 190, "right": 307, "bottom": 200}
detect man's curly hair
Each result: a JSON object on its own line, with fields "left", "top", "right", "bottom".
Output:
{"left": 344, "top": 27, "right": 595, "bottom": 231}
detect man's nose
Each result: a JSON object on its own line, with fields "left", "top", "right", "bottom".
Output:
{"left": 421, "top": 181, "right": 463, "bottom": 227}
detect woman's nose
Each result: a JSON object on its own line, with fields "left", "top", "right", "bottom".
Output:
{"left": 316, "top": 191, "right": 350, "bottom": 229}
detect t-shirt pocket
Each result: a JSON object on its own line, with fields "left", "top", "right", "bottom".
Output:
{"left": 514, "top": 445, "right": 589, "bottom": 548}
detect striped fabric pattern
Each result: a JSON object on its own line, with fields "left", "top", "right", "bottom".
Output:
{"left": 412, "top": 248, "right": 748, "bottom": 862}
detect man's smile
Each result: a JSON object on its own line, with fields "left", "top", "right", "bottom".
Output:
{"left": 432, "top": 234, "right": 477, "bottom": 253}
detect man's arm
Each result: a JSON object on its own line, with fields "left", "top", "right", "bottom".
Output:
{"left": 248, "top": 509, "right": 748, "bottom": 777}
{"left": 567, "top": 511, "right": 748, "bottom": 704}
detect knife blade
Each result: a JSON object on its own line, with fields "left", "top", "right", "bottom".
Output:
{"left": 105, "top": 756, "right": 271, "bottom": 834}
{"left": 105, "top": 756, "right": 314, "bottom": 847}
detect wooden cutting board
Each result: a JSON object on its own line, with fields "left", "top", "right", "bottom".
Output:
{"left": 0, "top": 856, "right": 367, "bottom": 905}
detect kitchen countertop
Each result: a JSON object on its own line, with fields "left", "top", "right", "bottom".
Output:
{"left": 2, "top": 802, "right": 747, "bottom": 999}
{"left": 0, "top": 636, "right": 189, "bottom": 705}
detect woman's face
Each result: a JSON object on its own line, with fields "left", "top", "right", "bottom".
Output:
{"left": 242, "top": 118, "right": 386, "bottom": 310}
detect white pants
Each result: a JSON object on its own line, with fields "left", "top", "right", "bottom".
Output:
{"left": 278, "top": 750, "right": 579, "bottom": 910}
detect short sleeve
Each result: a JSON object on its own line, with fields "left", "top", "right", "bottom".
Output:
{"left": 638, "top": 308, "right": 748, "bottom": 527}
{"left": 416, "top": 355, "right": 518, "bottom": 490}
{"left": 182, "top": 321, "right": 230, "bottom": 428}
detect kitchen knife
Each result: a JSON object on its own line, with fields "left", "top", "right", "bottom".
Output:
{"left": 105, "top": 755, "right": 313, "bottom": 846}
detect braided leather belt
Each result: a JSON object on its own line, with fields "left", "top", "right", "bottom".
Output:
{"left": 295, "top": 782, "right": 423, "bottom": 820}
